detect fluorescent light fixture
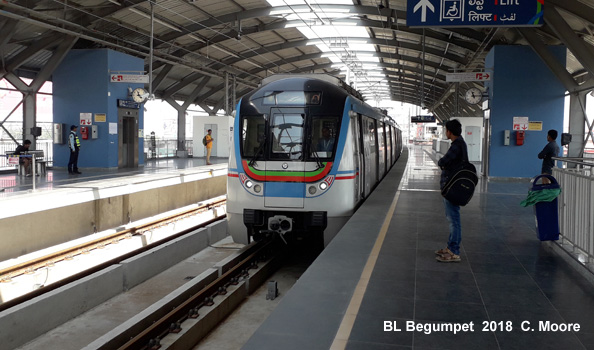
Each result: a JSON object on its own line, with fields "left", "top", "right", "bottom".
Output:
{"left": 244, "top": 59, "right": 264, "bottom": 69}
{"left": 129, "top": 8, "right": 182, "bottom": 32}
{"left": 187, "top": 34, "right": 205, "bottom": 43}
{"left": 211, "top": 44, "right": 240, "bottom": 58}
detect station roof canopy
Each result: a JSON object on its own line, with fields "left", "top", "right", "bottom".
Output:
{"left": 1, "top": 0, "right": 594, "bottom": 119}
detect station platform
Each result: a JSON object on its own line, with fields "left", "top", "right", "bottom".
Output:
{"left": 244, "top": 145, "right": 594, "bottom": 350}
{"left": 0, "top": 157, "right": 227, "bottom": 196}
{"left": 0, "top": 157, "right": 228, "bottom": 262}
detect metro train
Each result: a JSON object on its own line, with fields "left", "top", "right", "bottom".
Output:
{"left": 227, "top": 74, "right": 403, "bottom": 246}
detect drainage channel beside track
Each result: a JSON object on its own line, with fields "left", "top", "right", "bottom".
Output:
{"left": 87, "top": 240, "right": 285, "bottom": 350}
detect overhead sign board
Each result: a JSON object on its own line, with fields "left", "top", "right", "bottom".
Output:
{"left": 406, "top": 0, "right": 544, "bottom": 28}
{"left": 446, "top": 72, "right": 491, "bottom": 82}
{"left": 117, "top": 99, "right": 141, "bottom": 109}
{"left": 411, "top": 115, "right": 436, "bottom": 123}
{"left": 110, "top": 74, "right": 149, "bottom": 83}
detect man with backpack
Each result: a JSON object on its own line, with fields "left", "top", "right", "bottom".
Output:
{"left": 204, "top": 129, "right": 214, "bottom": 165}
{"left": 435, "top": 119, "right": 468, "bottom": 263}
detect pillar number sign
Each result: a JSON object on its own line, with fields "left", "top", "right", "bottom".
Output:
{"left": 80, "top": 112, "right": 92, "bottom": 126}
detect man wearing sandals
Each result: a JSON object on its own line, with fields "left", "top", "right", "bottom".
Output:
{"left": 436, "top": 119, "right": 467, "bottom": 263}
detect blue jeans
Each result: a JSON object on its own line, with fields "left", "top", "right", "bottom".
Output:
{"left": 443, "top": 198, "right": 461, "bottom": 255}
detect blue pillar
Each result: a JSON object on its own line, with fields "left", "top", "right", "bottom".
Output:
{"left": 484, "top": 45, "right": 565, "bottom": 178}
{"left": 53, "top": 49, "right": 145, "bottom": 169}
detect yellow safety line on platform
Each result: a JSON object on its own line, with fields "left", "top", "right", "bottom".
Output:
{"left": 330, "top": 189, "right": 401, "bottom": 349}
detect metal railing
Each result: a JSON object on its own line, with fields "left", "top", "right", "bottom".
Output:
{"left": 0, "top": 140, "right": 53, "bottom": 169}
{"left": 144, "top": 138, "right": 193, "bottom": 160}
{"left": 552, "top": 157, "right": 594, "bottom": 270}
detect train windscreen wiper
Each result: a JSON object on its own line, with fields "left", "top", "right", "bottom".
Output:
{"left": 248, "top": 136, "right": 267, "bottom": 167}
{"left": 307, "top": 136, "right": 324, "bottom": 170}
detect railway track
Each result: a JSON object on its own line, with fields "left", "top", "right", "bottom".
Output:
{"left": 0, "top": 197, "right": 227, "bottom": 312}
{"left": 91, "top": 239, "right": 284, "bottom": 350}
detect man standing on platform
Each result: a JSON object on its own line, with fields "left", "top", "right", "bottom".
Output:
{"left": 68, "top": 125, "right": 82, "bottom": 175}
{"left": 205, "top": 129, "right": 214, "bottom": 165}
{"left": 538, "top": 129, "right": 560, "bottom": 184}
{"left": 436, "top": 119, "right": 467, "bottom": 263}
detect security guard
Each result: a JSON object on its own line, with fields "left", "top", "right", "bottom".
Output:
{"left": 68, "top": 125, "right": 82, "bottom": 175}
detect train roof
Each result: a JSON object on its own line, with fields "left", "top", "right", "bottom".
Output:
{"left": 260, "top": 74, "right": 363, "bottom": 101}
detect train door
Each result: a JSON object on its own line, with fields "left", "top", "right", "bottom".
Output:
{"left": 387, "top": 125, "right": 392, "bottom": 167}
{"left": 264, "top": 108, "right": 305, "bottom": 208}
{"left": 362, "top": 116, "right": 377, "bottom": 196}
{"left": 351, "top": 113, "right": 362, "bottom": 203}
{"left": 372, "top": 119, "right": 379, "bottom": 184}
{"left": 357, "top": 115, "right": 366, "bottom": 198}
{"left": 378, "top": 122, "right": 386, "bottom": 178}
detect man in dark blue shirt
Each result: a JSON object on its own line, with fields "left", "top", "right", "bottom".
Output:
{"left": 436, "top": 119, "right": 468, "bottom": 262}
{"left": 538, "top": 129, "right": 560, "bottom": 184}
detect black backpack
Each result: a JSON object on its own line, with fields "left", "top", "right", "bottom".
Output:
{"left": 441, "top": 144, "right": 478, "bottom": 206}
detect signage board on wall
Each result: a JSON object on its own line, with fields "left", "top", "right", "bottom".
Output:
{"left": 513, "top": 116, "right": 529, "bottom": 130}
{"left": 80, "top": 112, "right": 92, "bottom": 125}
{"left": 528, "top": 121, "right": 542, "bottom": 131}
{"left": 117, "top": 99, "right": 141, "bottom": 109}
{"left": 110, "top": 74, "right": 149, "bottom": 83}
{"left": 95, "top": 113, "right": 106, "bottom": 122}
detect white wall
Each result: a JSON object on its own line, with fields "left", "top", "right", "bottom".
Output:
{"left": 193, "top": 115, "right": 231, "bottom": 158}
{"left": 440, "top": 117, "right": 483, "bottom": 162}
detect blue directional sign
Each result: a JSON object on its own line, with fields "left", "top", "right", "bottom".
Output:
{"left": 406, "top": 0, "right": 543, "bottom": 27}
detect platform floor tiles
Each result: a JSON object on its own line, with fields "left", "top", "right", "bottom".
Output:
{"left": 347, "top": 146, "right": 594, "bottom": 350}
{"left": 0, "top": 157, "right": 228, "bottom": 196}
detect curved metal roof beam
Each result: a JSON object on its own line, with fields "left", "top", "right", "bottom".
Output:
{"left": 203, "top": 37, "right": 467, "bottom": 75}
{"left": 157, "top": 4, "right": 487, "bottom": 45}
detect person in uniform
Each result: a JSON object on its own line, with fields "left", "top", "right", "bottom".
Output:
{"left": 68, "top": 125, "right": 82, "bottom": 175}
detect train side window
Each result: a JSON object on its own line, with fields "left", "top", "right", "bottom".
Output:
{"left": 310, "top": 117, "right": 338, "bottom": 159}
{"left": 241, "top": 116, "right": 266, "bottom": 158}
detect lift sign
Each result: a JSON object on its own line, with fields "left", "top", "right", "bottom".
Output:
{"left": 406, "top": 0, "right": 544, "bottom": 28}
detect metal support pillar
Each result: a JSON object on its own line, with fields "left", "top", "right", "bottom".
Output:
{"left": 225, "top": 72, "right": 230, "bottom": 115}
{"left": 232, "top": 74, "right": 237, "bottom": 113}
{"left": 568, "top": 92, "right": 586, "bottom": 159}
{"left": 23, "top": 93, "right": 36, "bottom": 149}
{"left": 177, "top": 108, "right": 187, "bottom": 156}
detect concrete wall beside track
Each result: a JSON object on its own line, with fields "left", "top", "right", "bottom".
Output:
{"left": 0, "top": 168, "right": 227, "bottom": 261}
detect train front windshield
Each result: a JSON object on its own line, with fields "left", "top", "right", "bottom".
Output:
{"left": 240, "top": 114, "right": 339, "bottom": 161}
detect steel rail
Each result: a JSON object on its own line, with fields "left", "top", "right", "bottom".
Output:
{"left": 0, "top": 198, "right": 226, "bottom": 281}
{"left": 0, "top": 203, "right": 226, "bottom": 312}
{"left": 116, "top": 240, "right": 275, "bottom": 350}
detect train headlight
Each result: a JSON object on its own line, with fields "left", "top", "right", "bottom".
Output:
{"left": 245, "top": 180, "right": 253, "bottom": 188}
{"left": 308, "top": 186, "right": 317, "bottom": 195}
{"left": 319, "top": 182, "right": 328, "bottom": 190}
{"left": 254, "top": 184, "right": 262, "bottom": 193}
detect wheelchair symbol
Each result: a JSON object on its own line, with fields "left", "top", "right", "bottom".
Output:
{"left": 442, "top": 0, "right": 463, "bottom": 21}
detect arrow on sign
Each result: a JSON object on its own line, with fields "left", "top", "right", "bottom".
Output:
{"left": 413, "top": 0, "right": 435, "bottom": 23}
{"left": 476, "top": 73, "right": 490, "bottom": 80}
